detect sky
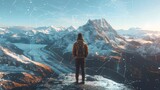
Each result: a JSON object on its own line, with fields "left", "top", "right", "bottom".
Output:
{"left": 0, "top": 0, "right": 160, "bottom": 30}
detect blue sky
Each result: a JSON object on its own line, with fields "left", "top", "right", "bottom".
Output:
{"left": 0, "top": 0, "right": 160, "bottom": 30}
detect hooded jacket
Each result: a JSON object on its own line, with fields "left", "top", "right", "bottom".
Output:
{"left": 72, "top": 40, "right": 88, "bottom": 58}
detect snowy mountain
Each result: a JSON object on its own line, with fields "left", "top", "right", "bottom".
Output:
{"left": 0, "top": 18, "right": 160, "bottom": 90}
{"left": 79, "top": 19, "right": 126, "bottom": 48}
{"left": 51, "top": 18, "right": 126, "bottom": 56}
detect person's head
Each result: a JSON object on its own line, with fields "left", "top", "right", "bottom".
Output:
{"left": 77, "top": 33, "right": 84, "bottom": 41}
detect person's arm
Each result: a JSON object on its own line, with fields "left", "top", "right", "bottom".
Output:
{"left": 72, "top": 43, "right": 76, "bottom": 57}
{"left": 84, "top": 44, "right": 88, "bottom": 58}
{"left": 70, "top": 43, "right": 76, "bottom": 64}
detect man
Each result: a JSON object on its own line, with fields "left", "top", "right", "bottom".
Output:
{"left": 72, "top": 33, "right": 88, "bottom": 84}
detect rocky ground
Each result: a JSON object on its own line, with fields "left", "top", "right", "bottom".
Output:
{"left": 36, "top": 73, "right": 133, "bottom": 90}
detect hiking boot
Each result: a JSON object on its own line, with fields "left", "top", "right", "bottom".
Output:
{"left": 80, "top": 81, "right": 85, "bottom": 84}
{"left": 75, "top": 81, "right": 78, "bottom": 84}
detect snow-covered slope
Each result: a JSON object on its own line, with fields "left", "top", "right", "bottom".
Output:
{"left": 0, "top": 43, "right": 53, "bottom": 89}
{"left": 37, "top": 73, "right": 133, "bottom": 90}
{"left": 13, "top": 43, "right": 72, "bottom": 74}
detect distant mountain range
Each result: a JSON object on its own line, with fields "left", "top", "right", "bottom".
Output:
{"left": 1, "top": 19, "right": 160, "bottom": 57}
{"left": 117, "top": 28, "right": 160, "bottom": 57}
{"left": 0, "top": 19, "right": 126, "bottom": 56}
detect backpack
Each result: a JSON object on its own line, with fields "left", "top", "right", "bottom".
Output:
{"left": 76, "top": 41, "right": 86, "bottom": 58}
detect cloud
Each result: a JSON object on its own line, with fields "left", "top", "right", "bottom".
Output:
{"left": 138, "top": 22, "right": 160, "bottom": 31}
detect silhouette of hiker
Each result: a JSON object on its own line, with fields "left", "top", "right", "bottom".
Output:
{"left": 72, "top": 33, "right": 88, "bottom": 84}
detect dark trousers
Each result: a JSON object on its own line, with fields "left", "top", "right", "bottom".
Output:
{"left": 75, "top": 58, "right": 85, "bottom": 82}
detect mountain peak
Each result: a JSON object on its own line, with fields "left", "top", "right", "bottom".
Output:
{"left": 68, "top": 26, "right": 76, "bottom": 30}
{"left": 66, "top": 26, "right": 76, "bottom": 32}
{"left": 50, "top": 26, "right": 66, "bottom": 31}
{"left": 87, "top": 18, "right": 112, "bottom": 29}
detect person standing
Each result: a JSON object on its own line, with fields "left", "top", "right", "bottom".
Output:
{"left": 72, "top": 33, "right": 88, "bottom": 84}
